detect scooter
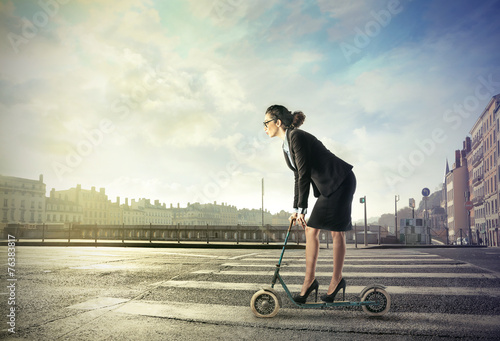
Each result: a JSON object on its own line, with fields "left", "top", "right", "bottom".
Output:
{"left": 250, "top": 219, "right": 391, "bottom": 318}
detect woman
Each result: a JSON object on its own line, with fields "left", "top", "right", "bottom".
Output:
{"left": 263, "top": 104, "right": 356, "bottom": 303}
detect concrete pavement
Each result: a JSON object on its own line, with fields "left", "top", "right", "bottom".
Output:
{"left": 2, "top": 245, "right": 499, "bottom": 340}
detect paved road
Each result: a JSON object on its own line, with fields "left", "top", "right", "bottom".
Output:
{"left": 1, "top": 245, "right": 499, "bottom": 340}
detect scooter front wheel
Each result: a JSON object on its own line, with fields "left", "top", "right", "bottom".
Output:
{"left": 360, "top": 287, "right": 391, "bottom": 316}
{"left": 250, "top": 289, "right": 280, "bottom": 318}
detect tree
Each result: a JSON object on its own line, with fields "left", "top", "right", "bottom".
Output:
{"left": 378, "top": 207, "right": 415, "bottom": 228}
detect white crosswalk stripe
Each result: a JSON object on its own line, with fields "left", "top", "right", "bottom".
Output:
{"left": 192, "top": 269, "right": 498, "bottom": 278}
{"left": 158, "top": 280, "right": 500, "bottom": 298}
{"left": 240, "top": 257, "right": 460, "bottom": 262}
{"left": 222, "top": 262, "right": 473, "bottom": 268}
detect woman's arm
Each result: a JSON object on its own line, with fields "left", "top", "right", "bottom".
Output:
{"left": 290, "top": 131, "right": 312, "bottom": 210}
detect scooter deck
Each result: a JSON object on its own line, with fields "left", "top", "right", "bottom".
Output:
{"left": 301, "top": 301, "right": 349, "bottom": 305}
{"left": 294, "top": 300, "right": 377, "bottom": 309}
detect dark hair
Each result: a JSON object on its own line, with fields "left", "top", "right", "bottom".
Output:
{"left": 265, "top": 104, "right": 305, "bottom": 129}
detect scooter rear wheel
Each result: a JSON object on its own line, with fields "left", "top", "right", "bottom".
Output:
{"left": 360, "top": 287, "right": 391, "bottom": 316}
{"left": 250, "top": 289, "right": 280, "bottom": 318}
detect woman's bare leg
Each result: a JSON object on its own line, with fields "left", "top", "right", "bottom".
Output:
{"left": 327, "top": 231, "right": 346, "bottom": 294}
{"left": 300, "top": 226, "right": 321, "bottom": 295}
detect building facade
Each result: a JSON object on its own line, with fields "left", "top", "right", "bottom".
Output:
{"left": 0, "top": 176, "right": 294, "bottom": 230}
{"left": 272, "top": 210, "right": 292, "bottom": 225}
{"left": 46, "top": 188, "right": 83, "bottom": 224}
{"left": 483, "top": 96, "right": 498, "bottom": 246}
{"left": 107, "top": 197, "right": 123, "bottom": 225}
{"left": 54, "top": 185, "right": 109, "bottom": 225}
{"left": 446, "top": 149, "right": 469, "bottom": 242}
{"left": 468, "top": 118, "right": 484, "bottom": 244}
{"left": 0, "top": 174, "right": 46, "bottom": 226}
{"left": 238, "top": 208, "right": 273, "bottom": 226}
{"left": 169, "top": 202, "right": 238, "bottom": 226}
{"left": 464, "top": 94, "right": 500, "bottom": 246}
{"left": 129, "top": 198, "right": 172, "bottom": 225}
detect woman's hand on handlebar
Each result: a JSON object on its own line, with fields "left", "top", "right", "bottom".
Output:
{"left": 290, "top": 213, "right": 307, "bottom": 229}
{"left": 296, "top": 213, "right": 307, "bottom": 229}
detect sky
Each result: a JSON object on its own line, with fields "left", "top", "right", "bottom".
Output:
{"left": 1, "top": 0, "right": 500, "bottom": 222}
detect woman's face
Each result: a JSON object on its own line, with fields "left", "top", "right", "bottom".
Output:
{"left": 264, "top": 113, "right": 280, "bottom": 138}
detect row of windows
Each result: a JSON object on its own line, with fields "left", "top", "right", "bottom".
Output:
{"left": 1, "top": 183, "right": 44, "bottom": 191}
{"left": 46, "top": 204, "right": 82, "bottom": 212}
{"left": 473, "top": 186, "right": 484, "bottom": 201}
{"left": 145, "top": 212, "right": 171, "bottom": 217}
{"left": 46, "top": 215, "right": 82, "bottom": 223}
{"left": 2, "top": 210, "right": 42, "bottom": 222}
{"left": 470, "top": 164, "right": 483, "bottom": 182}
{"left": 3, "top": 199, "right": 43, "bottom": 209}
{"left": 475, "top": 219, "right": 498, "bottom": 231}
{"left": 485, "top": 176, "right": 498, "bottom": 196}
{"left": 446, "top": 198, "right": 498, "bottom": 218}
{"left": 485, "top": 153, "right": 496, "bottom": 173}
{"left": 484, "top": 130, "right": 496, "bottom": 150}
{"left": 84, "top": 211, "right": 107, "bottom": 218}
{"left": 474, "top": 207, "right": 485, "bottom": 219}
{"left": 84, "top": 202, "right": 107, "bottom": 209}
{"left": 81, "top": 193, "right": 107, "bottom": 201}
{"left": 2, "top": 191, "right": 44, "bottom": 197}
{"left": 485, "top": 199, "right": 498, "bottom": 216}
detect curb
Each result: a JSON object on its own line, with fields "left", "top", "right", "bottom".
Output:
{"left": 363, "top": 244, "right": 488, "bottom": 249}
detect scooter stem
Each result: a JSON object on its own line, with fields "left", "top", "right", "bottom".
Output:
{"left": 277, "top": 218, "right": 296, "bottom": 267}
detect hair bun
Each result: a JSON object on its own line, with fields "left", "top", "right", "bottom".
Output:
{"left": 291, "top": 110, "right": 305, "bottom": 129}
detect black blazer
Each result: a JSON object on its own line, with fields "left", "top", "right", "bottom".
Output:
{"left": 284, "top": 129, "right": 353, "bottom": 209}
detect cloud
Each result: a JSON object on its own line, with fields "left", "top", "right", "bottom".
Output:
{"left": 318, "top": 0, "right": 391, "bottom": 41}
{"left": 187, "top": 0, "right": 279, "bottom": 27}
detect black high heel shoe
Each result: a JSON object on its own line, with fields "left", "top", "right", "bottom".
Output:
{"left": 321, "top": 278, "right": 346, "bottom": 302}
{"left": 293, "top": 279, "right": 319, "bottom": 304}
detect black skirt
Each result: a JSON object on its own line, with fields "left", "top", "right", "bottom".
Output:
{"left": 307, "top": 171, "right": 356, "bottom": 231}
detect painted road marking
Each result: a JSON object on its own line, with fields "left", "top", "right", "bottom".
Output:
{"left": 221, "top": 263, "right": 471, "bottom": 269}
{"left": 239, "top": 257, "right": 461, "bottom": 262}
{"left": 228, "top": 252, "right": 260, "bottom": 260}
{"left": 249, "top": 254, "right": 443, "bottom": 259}
{"left": 67, "top": 297, "right": 129, "bottom": 310}
{"left": 192, "top": 269, "right": 498, "bottom": 279}
{"left": 157, "top": 280, "right": 500, "bottom": 297}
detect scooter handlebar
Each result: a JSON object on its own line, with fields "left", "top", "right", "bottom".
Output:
{"left": 287, "top": 217, "right": 295, "bottom": 233}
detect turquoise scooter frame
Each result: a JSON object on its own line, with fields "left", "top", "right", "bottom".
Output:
{"left": 250, "top": 219, "right": 391, "bottom": 317}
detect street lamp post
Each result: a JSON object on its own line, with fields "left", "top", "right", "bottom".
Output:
{"left": 261, "top": 178, "right": 264, "bottom": 227}
{"left": 464, "top": 195, "right": 473, "bottom": 245}
{"left": 395, "top": 195, "right": 399, "bottom": 242}
{"left": 424, "top": 196, "right": 428, "bottom": 244}
{"left": 360, "top": 196, "right": 367, "bottom": 246}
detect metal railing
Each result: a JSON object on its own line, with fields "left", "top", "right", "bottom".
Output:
{"left": 1, "top": 223, "right": 349, "bottom": 247}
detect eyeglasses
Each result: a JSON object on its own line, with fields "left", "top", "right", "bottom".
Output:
{"left": 263, "top": 119, "right": 275, "bottom": 128}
